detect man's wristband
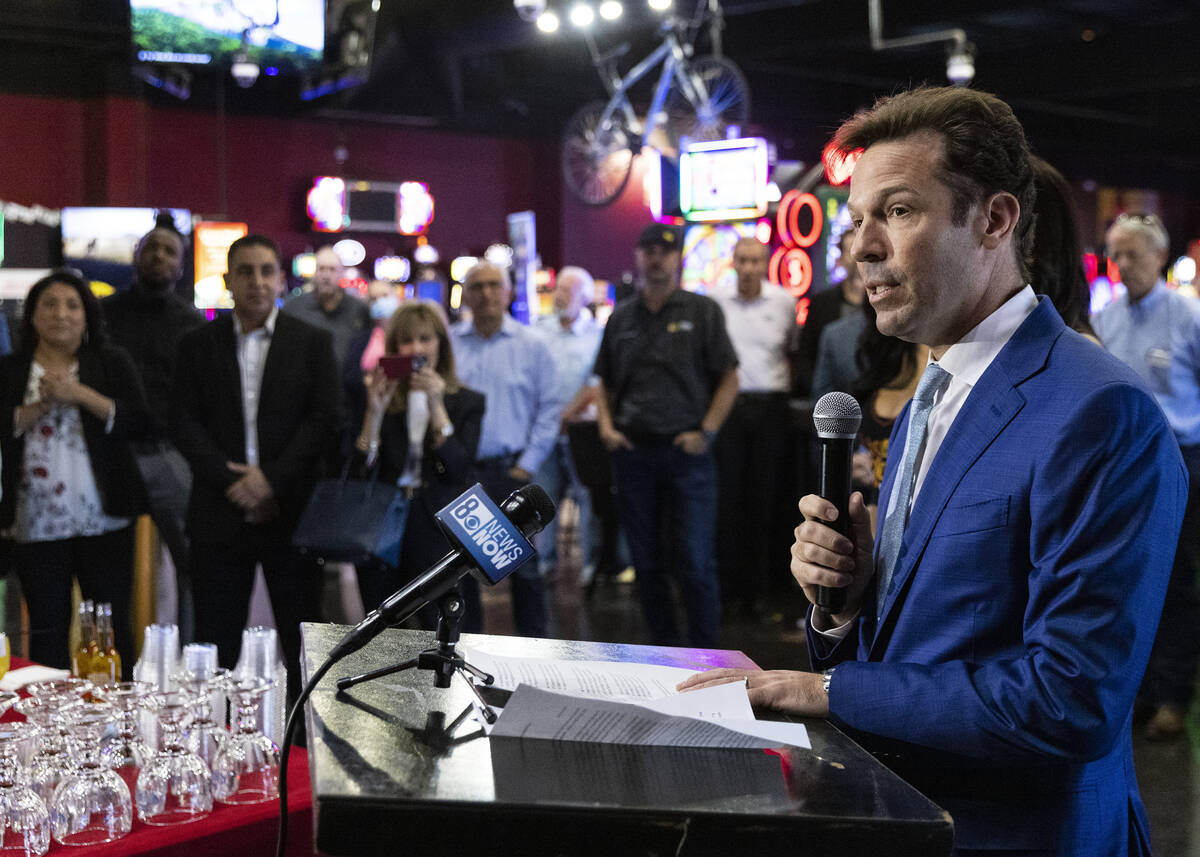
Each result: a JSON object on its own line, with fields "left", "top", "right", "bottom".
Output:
{"left": 821, "top": 667, "right": 836, "bottom": 696}
{"left": 702, "top": 428, "right": 717, "bottom": 447}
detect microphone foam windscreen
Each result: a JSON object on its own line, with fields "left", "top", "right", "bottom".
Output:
{"left": 813, "top": 392, "right": 863, "bottom": 439}
{"left": 503, "top": 483, "right": 557, "bottom": 535}
{"left": 521, "top": 483, "right": 557, "bottom": 527}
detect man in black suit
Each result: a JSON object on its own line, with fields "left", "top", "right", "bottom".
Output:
{"left": 171, "top": 234, "right": 339, "bottom": 700}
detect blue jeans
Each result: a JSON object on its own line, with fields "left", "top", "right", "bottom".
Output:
{"left": 611, "top": 442, "right": 721, "bottom": 647}
{"left": 534, "top": 436, "right": 596, "bottom": 575}
{"left": 477, "top": 461, "right": 548, "bottom": 638}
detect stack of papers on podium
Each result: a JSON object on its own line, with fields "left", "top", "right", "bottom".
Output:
{"left": 464, "top": 650, "right": 810, "bottom": 750}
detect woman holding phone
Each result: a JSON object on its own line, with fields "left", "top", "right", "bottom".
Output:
{"left": 352, "top": 301, "right": 485, "bottom": 630}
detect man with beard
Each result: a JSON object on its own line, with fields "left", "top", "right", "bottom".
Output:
{"left": 101, "top": 214, "right": 204, "bottom": 636}
{"left": 594, "top": 224, "right": 739, "bottom": 647}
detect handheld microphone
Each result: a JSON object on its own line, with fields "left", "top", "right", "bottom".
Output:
{"left": 812, "top": 392, "right": 862, "bottom": 614}
{"left": 327, "top": 483, "right": 556, "bottom": 664}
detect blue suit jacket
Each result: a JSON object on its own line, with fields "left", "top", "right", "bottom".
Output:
{"left": 808, "top": 298, "right": 1188, "bottom": 854}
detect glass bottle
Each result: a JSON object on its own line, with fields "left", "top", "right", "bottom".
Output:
{"left": 72, "top": 600, "right": 97, "bottom": 679}
{"left": 88, "top": 603, "right": 122, "bottom": 683}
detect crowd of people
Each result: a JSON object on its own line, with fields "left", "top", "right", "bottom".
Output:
{"left": 0, "top": 84, "right": 1195, "bottom": 855}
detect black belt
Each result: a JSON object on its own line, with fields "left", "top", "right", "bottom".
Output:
{"left": 737, "top": 391, "right": 788, "bottom": 402}
{"left": 476, "top": 450, "right": 523, "bottom": 469}
{"left": 617, "top": 428, "right": 683, "bottom": 447}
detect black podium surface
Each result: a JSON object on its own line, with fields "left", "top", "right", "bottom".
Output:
{"left": 301, "top": 623, "right": 953, "bottom": 857}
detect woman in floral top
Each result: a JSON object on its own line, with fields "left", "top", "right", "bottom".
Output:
{"left": 0, "top": 270, "right": 149, "bottom": 669}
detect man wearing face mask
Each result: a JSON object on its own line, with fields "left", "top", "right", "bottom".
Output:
{"left": 101, "top": 214, "right": 204, "bottom": 638}
{"left": 533, "top": 267, "right": 603, "bottom": 587}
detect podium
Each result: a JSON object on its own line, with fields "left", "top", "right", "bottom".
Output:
{"left": 301, "top": 623, "right": 953, "bottom": 857}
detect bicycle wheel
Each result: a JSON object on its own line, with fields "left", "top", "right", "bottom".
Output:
{"left": 664, "top": 55, "right": 751, "bottom": 146}
{"left": 561, "top": 100, "right": 635, "bottom": 207}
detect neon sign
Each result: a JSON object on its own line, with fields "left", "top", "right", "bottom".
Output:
{"left": 770, "top": 190, "right": 823, "bottom": 321}
{"left": 307, "top": 177, "right": 435, "bottom": 235}
{"left": 680, "top": 137, "right": 769, "bottom": 222}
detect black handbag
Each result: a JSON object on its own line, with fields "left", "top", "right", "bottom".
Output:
{"left": 292, "top": 463, "right": 410, "bottom": 567}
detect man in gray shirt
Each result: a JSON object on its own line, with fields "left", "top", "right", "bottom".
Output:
{"left": 282, "top": 246, "right": 370, "bottom": 368}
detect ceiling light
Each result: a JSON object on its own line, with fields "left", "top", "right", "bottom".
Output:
{"left": 230, "top": 51, "right": 260, "bottom": 88}
{"left": 569, "top": 4, "right": 595, "bottom": 28}
{"left": 599, "top": 1, "right": 623, "bottom": 20}
{"left": 946, "top": 42, "right": 975, "bottom": 86}
{"left": 514, "top": 0, "right": 547, "bottom": 21}
{"left": 536, "top": 10, "right": 559, "bottom": 32}
{"left": 648, "top": 0, "right": 672, "bottom": 11}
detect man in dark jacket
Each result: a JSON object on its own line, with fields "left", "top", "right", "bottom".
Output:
{"left": 171, "top": 234, "right": 339, "bottom": 702}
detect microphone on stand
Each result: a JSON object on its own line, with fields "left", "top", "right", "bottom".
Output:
{"left": 326, "top": 483, "right": 556, "bottom": 664}
{"left": 812, "top": 392, "right": 863, "bottom": 614}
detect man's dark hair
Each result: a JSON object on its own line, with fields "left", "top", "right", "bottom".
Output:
{"left": 135, "top": 212, "right": 186, "bottom": 259}
{"left": 227, "top": 233, "right": 282, "bottom": 269}
{"left": 832, "top": 86, "right": 1036, "bottom": 282}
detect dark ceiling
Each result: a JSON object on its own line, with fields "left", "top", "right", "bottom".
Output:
{"left": 3, "top": 0, "right": 1200, "bottom": 191}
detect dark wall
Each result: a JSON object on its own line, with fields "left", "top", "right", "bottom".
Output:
{"left": 0, "top": 92, "right": 578, "bottom": 273}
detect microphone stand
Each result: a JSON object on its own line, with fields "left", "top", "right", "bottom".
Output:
{"left": 334, "top": 589, "right": 498, "bottom": 723}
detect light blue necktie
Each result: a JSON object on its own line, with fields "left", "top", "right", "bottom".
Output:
{"left": 875, "top": 363, "right": 951, "bottom": 617}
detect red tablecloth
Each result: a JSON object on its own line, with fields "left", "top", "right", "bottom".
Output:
{"left": 5, "top": 657, "right": 314, "bottom": 857}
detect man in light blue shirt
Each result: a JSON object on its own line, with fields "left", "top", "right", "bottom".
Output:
{"left": 1094, "top": 212, "right": 1200, "bottom": 740}
{"left": 533, "top": 266, "right": 604, "bottom": 586}
{"left": 451, "top": 261, "right": 565, "bottom": 637}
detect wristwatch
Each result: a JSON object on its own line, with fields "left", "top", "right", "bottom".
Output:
{"left": 439, "top": 421, "right": 455, "bottom": 438}
{"left": 702, "top": 428, "right": 717, "bottom": 447}
{"left": 821, "top": 667, "right": 836, "bottom": 696}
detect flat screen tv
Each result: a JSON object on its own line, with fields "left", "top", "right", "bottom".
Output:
{"left": 61, "top": 206, "right": 193, "bottom": 293}
{"left": 131, "top": 0, "right": 324, "bottom": 73}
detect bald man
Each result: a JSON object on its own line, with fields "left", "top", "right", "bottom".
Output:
{"left": 451, "top": 261, "right": 565, "bottom": 637}
{"left": 282, "top": 246, "right": 370, "bottom": 367}
{"left": 710, "top": 237, "right": 798, "bottom": 620}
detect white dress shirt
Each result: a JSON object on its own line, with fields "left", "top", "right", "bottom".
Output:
{"left": 233, "top": 307, "right": 278, "bottom": 467}
{"left": 819, "top": 285, "right": 1038, "bottom": 638}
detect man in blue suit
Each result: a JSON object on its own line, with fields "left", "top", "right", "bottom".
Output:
{"left": 680, "top": 86, "right": 1187, "bottom": 855}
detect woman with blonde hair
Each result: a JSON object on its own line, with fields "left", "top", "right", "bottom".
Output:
{"left": 352, "top": 301, "right": 485, "bottom": 629}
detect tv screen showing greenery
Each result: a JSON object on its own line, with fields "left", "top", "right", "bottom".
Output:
{"left": 131, "top": 0, "right": 324, "bottom": 73}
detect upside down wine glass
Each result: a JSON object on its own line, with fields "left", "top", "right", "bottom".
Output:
{"left": 49, "top": 700, "right": 132, "bottom": 846}
{"left": 94, "top": 681, "right": 154, "bottom": 798}
{"left": 135, "top": 690, "right": 212, "bottom": 826}
{"left": 211, "top": 677, "right": 280, "bottom": 805}
{"left": 0, "top": 716, "right": 50, "bottom": 857}
{"left": 13, "top": 694, "right": 79, "bottom": 808}
{"left": 176, "top": 668, "right": 231, "bottom": 771}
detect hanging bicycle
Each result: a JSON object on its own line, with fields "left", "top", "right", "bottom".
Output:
{"left": 560, "top": 0, "right": 751, "bottom": 206}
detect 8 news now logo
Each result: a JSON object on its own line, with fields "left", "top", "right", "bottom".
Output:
{"left": 449, "top": 492, "right": 527, "bottom": 573}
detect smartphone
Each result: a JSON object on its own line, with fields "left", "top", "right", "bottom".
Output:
{"left": 379, "top": 354, "right": 428, "bottom": 379}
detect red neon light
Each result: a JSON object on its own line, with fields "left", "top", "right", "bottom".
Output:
{"left": 777, "top": 191, "right": 822, "bottom": 249}
{"left": 790, "top": 193, "right": 822, "bottom": 248}
{"left": 775, "top": 194, "right": 793, "bottom": 249}
{"left": 776, "top": 248, "right": 813, "bottom": 296}
{"left": 795, "top": 297, "right": 809, "bottom": 326}
{"left": 1107, "top": 258, "right": 1120, "bottom": 282}
{"left": 1083, "top": 252, "right": 1098, "bottom": 283}
{"left": 768, "top": 246, "right": 786, "bottom": 285}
